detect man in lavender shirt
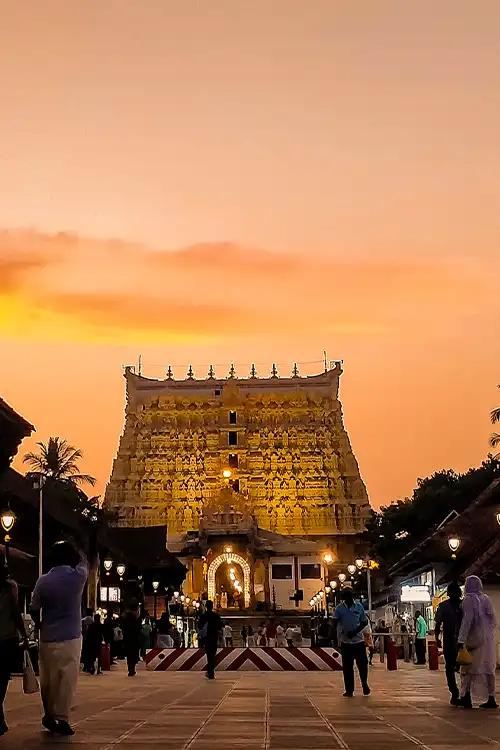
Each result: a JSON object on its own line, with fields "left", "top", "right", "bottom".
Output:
{"left": 30, "top": 541, "right": 88, "bottom": 736}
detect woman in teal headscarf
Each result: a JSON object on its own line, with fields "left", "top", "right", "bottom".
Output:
{"left": 457, "top": 575, "right": 497, "bottom": 709}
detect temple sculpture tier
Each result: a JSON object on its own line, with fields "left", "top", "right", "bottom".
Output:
{"left": 105, "top": 363, "right": 370, "bottom": 551}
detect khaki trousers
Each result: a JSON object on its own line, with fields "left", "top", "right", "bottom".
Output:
{"left": 39, "top": 637, "right": 81, "bottom": 722}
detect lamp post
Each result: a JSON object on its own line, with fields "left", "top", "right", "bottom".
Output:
{"left": 152, "top": 580, "right": 159, "bottom": 620}
{"left": 34, "top": 475, "right": 46, "bottom": 577}
{"left": 347, "top": 563, "right": 356, "bottom": 582}
{"left": 1, "top": 508, "right": 17, "bottom": 570}
{"left": 338, "top": 572, "right": 346, "bottom": 585}
{"left": 354, "top": 557, "right": 374, "bottom": 617}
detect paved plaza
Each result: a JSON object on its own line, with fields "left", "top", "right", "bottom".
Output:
{"left": 3, "top": 662, "right": 500, "bottom": 749}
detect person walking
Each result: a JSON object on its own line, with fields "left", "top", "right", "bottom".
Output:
{"left": 122, "top": 599, "right": 141, "bottom": 677}
{"left": 0, "top": 555, "right": 29, "bottom": 736}
{"left": 246, "top": 624, "right": 256, "bottom": 647}
{"left": 30, "top": 541, "right": 88, "bottom": 736}
{"left": 457, "top": 575, "right": 497, "bottom": 709}
{"left": 241, "top": 625, "right": 248, "bottom": 646}
{"left": 363, "top": 620, "right": 375, "bottom": 666}
{"left": 414, "top": 611, "right": 428, "bottom": 665}
{"left": 223, "top": 622, "right": 233, "bottom": 647}
{"left": 84, "top": 614, "right": 105, "bottom": 675}
{"left": 140, "top": 613, "right": 153, "bottom": 660}
{"left": 334, "top": 587, "right": 370, "bottom": 697}
{"left": 435, "top": 581, "right": 462, "bottom": 705}
{"left": 285, "top": 624, "right": 295, "bottom": 647}
{"left": 198, "top": 600, "right": 223, "bottom": 679}
{"left": 103, "top": 613, "right": 117, "bottom": 665}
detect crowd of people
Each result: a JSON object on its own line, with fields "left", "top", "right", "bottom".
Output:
{"left": 0, "top": 538, "right": 498, "bottom": 738}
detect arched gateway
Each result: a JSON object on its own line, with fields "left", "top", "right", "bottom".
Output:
{"left": 207, "top": 551, "right": 251, "bottom": 609}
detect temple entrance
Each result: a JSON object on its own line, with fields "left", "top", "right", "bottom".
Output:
{"left": 207, "top": 551, "right": 251, "bottom": 608}
{"left": 215, "top": 561, "right": 244, "bottom": 610}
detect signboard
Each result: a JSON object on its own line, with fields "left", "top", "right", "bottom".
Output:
{"left": 101, "top": 586, "right": 121, "bottom": 603}
{"left": 401, "top": 585, "right": 430, "bottom": 603}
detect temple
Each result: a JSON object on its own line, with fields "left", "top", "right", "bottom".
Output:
{"left": 104, "top": 362, "right": 370, "bottom": 610}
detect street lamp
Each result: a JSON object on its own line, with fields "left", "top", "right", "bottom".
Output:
{"left": 338, "top": 572, "right": 346, "bottom": 584}
{"left": 116, "top": 563, "right": 126, "bottom": 579}
{"left": 323, "top": 552, "right": 333, "bottom": 564}
{"left": 152, "top": 580, "right": 160, "bottom": 620}
{"left": 347, "top": 564, "right": 357, "bottom": 577}
{"left": 448, "top": 537, "right": 461, "bottom": 559}
{"left": 33, "top": 474, "right": 46, "bottom": 577}
{"left": 355, "top": 558, "right": 364, "bottom": 570}
{"left": 1, "top": 508, "right": 17, "bottom": 569}
{"left": 103, "top": 559, "right": 113, "bottom": 575}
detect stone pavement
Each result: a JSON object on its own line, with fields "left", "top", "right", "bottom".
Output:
{"left": 3, "top": 662, "right": 500, "bottom": 749}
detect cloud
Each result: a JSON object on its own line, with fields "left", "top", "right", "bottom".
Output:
{"left": 0, "top": 228, "right": 496, "bottom": 343}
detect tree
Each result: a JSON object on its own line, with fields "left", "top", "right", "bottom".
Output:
{"left": 365, "top": 457, "right": 500, "bottom": 568}
{"left": 23, "top": 437, "right": 96, "bottom": 487}
{"left": 490, "top": 385, "right": 500, "bottom": 460}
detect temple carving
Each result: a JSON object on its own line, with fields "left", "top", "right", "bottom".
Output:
{"left": 105, "top": 362, "right": 370, "bottom": 553}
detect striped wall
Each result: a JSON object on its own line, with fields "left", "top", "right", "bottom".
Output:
{"left": 145, "top": 647, "right": 342, "bottom": 672}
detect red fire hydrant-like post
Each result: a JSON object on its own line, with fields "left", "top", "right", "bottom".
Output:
{"left": 386, "top": 637, "right": 398, "bottom": 671}
{"left": 428, "top": 640, "right": 439, "bottom": 671}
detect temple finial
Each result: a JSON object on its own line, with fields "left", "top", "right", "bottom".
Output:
{"left": 292, "top": 363, "right": 299, "bottom": 378}
{"left": 187, "top": 365, "right": 194, "bottom": 379}
{"left": 250, "top": 363, "right": 257, "bottom": 378}
{"left": 166, "top": 365, "right": 173, "bottom": 380}
{"left": 228, "top": 363, "right": 236, "bottom": 379}
{"left": 271, "top": 363, "right": 278, "bottom": 378}
{"left": 208, "top": 364, "right": 215, "bottom": 379}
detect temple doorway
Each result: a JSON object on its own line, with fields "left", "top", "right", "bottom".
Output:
{"left": 215, "top": 561, "right": 244, "bottom": 609}
{"left": 207, "top": 551, "right": 251, "bottom": 608}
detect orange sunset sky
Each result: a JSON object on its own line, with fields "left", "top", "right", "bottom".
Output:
{"left": 0, "top": 1, "right": 499, "bottom": 508}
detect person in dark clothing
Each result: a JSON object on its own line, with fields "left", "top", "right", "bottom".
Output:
{"left": 84, "top": 614, "right": 104, "bottom": 675}
{"left": 122, "top": 601, "right": 141, "bottom": 677}
{"left": 0, "top": 557, "right": 29, "bottom": 736}
{"left": 103, "top": 613, "right": 117, "bottom": 665}
{"left": 198, "top": 600, "right": 223, "bottom": 680}
{"left": 435, "top": 581, "right": 463, "bottom": 705}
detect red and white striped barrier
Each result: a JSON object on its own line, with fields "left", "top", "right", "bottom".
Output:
{"left": 145, "top": 647, "right": 342, "bottom": 672}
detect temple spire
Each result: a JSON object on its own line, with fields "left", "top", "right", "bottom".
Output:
{"left": 187, "top": 365, "right": 194, "bottom": 379}
{"left": 250, "top": 363, "right": 257, "bottom": 378}
{"left": 166, "top": 365, "right": 173, "bottom": 380}
{"left": 271, "top": 363, "right": 278, "bottom": 378}
{"left": 207, "top": 364, "right": 215, "bottom": 379}
{"left": 292, "top": 363, "right": 299, "bottom": 378}
{"left": 228, "top": 363, "right": 236, "bottom": 379}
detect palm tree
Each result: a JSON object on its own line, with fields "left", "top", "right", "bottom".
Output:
{"left": 490, "top": 386, "right": 500, "bottom": 460}
{"left": 23, "top": 437, "right": 96, "bottom": 487}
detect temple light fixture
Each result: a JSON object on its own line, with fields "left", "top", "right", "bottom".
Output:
{"left": 116, "top": 563, "right": 126, "bottom": 578}
{"left": 355, "top": 558, "right": 364, "bottom": 570}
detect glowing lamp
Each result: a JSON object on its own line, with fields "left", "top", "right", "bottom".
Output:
{"left": 152, "top": 580, "right": 160, "bottom": 592}
{"left": 103, "top": 559, "right": 113, "bottom": 572}
{"left": 448, "top": 537, "right": 461, "bottom": 553}
{"left": 0, "top": 510, "right": 16, "bottom": 534}
{"left": 323, "top": 552, "right": 333, "bottom": 564}
{"left": 347, "top": 564, "right": 357, "bottom": 576}
{"left": 355, "top": 558, "right": 364, "bottom": 570}
{"left": 223, "top": 469, "right": 232, "bottom": 479}
{"left": 116, "top": 564, "right": 126, "bottom": 578}
{"left": 338, "top": 573, "right": 346, "bottom": 583}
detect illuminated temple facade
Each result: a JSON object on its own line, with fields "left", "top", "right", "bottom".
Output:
{"left": 105, "top": 362, "right": 370, "bottom": 609}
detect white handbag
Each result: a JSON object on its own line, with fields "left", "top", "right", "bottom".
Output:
{"left": 23, "top": 651, "right": 39, "bottom": 695}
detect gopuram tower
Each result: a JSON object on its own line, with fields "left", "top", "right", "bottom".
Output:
{"left": 104, "top": 361, "right": 371, "bottom": 610}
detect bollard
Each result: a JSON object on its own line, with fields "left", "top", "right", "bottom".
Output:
{"left": 386, "top": 637, "right": 398, "bottom": 671}
{"left": 428, "top": 640, "right": 439, "bottom": 671}
{"left": 100, "top": 642, "right": 111, "bottom": 671}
